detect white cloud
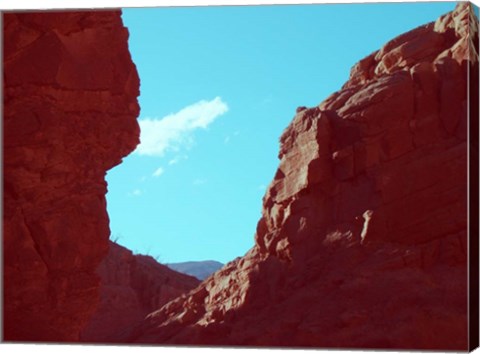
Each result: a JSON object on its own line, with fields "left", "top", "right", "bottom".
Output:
{"left": 136, "top": 97, "right": 229, "bottom": 157}
{"left": 224, "top": 131, "right": 241, "bottom": 145}
{"left": 129, "top": 189, "right": 142, "bottom": 197}
{"left": 152, "top": 167, "right": 164, "bottom": 177}
{"left": 168, "top": 157, "right": 180, "bottom": 165}
{"left": 168, "top": 155, "right": 188, "bottom": 165}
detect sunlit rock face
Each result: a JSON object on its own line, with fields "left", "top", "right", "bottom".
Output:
{"left": 118, "top": 3, "right": 477, "bottom": 350}
{"left": 3, "top": 10, "right": 140, "bottom": 341}
{"left": 80, "top": 242, "right": 200, "bottom": 343}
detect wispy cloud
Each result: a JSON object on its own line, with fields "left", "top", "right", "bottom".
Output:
{"left": 169, "top": 157, "right": 180, "bottom": 165}
{"left": 136, "top": 97, "right": 229, "bottom": 157}
{"left": 129, "top": 189, "right": 143, "bottom": 197}
{"left": 168, "top": 155, "right": 188, "bottom": 165}
{"left": 224, "top": 131, "right": 240, "bottom": 145}
{"left": 152, "top": 167, "right": 164, "bottom": 177}
{"left": 193, "top": 179, "right": 207, "bottom": 186}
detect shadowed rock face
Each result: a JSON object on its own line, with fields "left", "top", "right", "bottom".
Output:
{"left": 80, "top": 242, "right": 200, "bottom": 343}
{"left": 3, "top": 11, "right": 140, "bottom": 341}
{"left": 117, "top": 3, "right": 477, "bottom": 350}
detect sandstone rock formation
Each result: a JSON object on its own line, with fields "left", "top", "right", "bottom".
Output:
{"left": 3, "top": 11, "right": 140, "bottom": 341}
{"left": 117, "top": 3, "right": 477, "bottom": 350}
{"left": 80, "top": 242, "right": 199, "bottom": 342}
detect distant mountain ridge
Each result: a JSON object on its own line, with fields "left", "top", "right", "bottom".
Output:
{"left": 167, "top": 260, "right": 224, "bottom": 280}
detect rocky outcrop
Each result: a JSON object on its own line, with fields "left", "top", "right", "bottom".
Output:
{"left": 80, "top": 242, "right": 199, "bottom": 342}
{"left": 117, "top": 3, "right": 477, "bottom": 350}
{"left": 167, "top": 261, "right": 224, "bottom": 280}
{"left": 3, "top": 11, "right": 140, "bottom": 341}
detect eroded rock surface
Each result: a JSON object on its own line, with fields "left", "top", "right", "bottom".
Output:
{"left": 80, "top": 242, "right": 199, "bottom": 342}
{"left": 3, "top": 10, "right": 140, "bottom": 341}
{"left": 117, "top": 3, "right": 477, "bottom": 350}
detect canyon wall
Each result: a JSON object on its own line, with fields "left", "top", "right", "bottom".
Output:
{"left": 3, "top": 10, "right": 140, "bottom": 341}
{"left": 117, "top": 3, "right": 477, "bottom": 350}
{"left": 80, "top": 242, "right": 199, "bottom": 342}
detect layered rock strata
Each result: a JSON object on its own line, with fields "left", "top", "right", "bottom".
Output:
{"left": 80, "top": 242, "right": 199, "bottom": 342}
{"left": 118, "top": 3, "right": 477, "bottom": 350}
{"left": 3, "top": 11, "right": 140, "bottom": 341}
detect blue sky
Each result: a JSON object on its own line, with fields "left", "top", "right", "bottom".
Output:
{"left": 107, "top": 1, "right": 456, "bottom": 264}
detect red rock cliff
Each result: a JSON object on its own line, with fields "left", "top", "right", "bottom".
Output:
{"left": 3, "top": 11, "right": 140, "bottom": 341}
{"left": 118, "top": 3, "right": 477, "bottom": 350}
{"left": 80, "top": 242, "right": 199, "bottom": 342}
